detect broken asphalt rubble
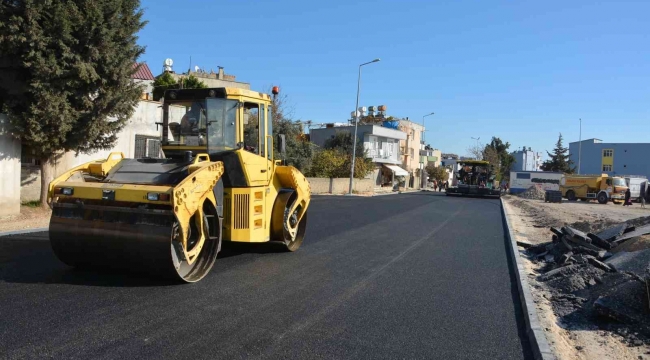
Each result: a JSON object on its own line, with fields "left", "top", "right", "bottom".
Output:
{"left": 519, "top": 217, "right": 650, "bottom": 346}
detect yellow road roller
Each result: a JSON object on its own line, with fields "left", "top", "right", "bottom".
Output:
{"left": 47, "top": 87, "right": 311, "bottom": 282}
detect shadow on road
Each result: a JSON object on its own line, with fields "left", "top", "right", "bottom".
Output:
{"left": 0, "top": 232, "right": 289, "bottom": 287}
{"left": 0, "top": 233, "right": 177, "bottom": 287}
{"left": 218, "top": 241, "right": 286, "bottom": 259}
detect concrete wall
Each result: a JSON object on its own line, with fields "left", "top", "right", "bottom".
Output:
{"left": 0, "top": 113, "right": 21, "bottom": 216}
{"left": 307, "top": 177, "right": 374, "bottom": 194}
{"left": 21, "top": 166, "right": 40, "bottom": 202}
{"left": 19, "top": 100, "right": 169, "bottom": 201}
{"left": 569, "top": 139, "right": 650, "bottom": 179}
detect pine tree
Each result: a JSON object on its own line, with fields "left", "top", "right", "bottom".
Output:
{"left": 541, "top": 133, "right": 575, "bottom": 173}
{"left": 0, "top": 0, "right": 147, "bottom": 207}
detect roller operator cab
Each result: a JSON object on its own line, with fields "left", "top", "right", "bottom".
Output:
{"left": 47, "top": 87, "right": 311, "bottom": 283}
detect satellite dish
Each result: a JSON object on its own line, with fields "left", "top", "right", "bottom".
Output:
{"left": 163, "top": 58, "right": 174, "bottom": 72}
{"left": 194, "top": 65, "right": 200, "bottom": 72}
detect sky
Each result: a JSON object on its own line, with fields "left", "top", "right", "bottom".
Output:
{"left": 137, "top": 0, "right": 649, "bottom": 158}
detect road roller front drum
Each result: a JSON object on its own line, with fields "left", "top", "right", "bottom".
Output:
{"left": 49, "top": 201, "right": 221, "bottom": 283}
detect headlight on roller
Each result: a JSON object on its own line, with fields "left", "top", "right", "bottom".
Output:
{"left": 147, "top": 193, "right": 170, "bottom": 201}
{"left": 55, "top": 187, "right": 74, "bottom": 195}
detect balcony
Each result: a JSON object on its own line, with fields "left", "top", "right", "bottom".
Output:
{"left": 367, "top": 149, "right": 401, "bottom": 164}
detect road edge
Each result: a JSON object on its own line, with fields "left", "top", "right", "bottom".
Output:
{"left": 500, "top": 198, "right": 556, "bottom": 360}
{"left": 0, "top": 227, "right": 48, "bottom": 238}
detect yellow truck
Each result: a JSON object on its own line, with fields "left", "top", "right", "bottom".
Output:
{"left": 560, "top": 174, "right": 628, "bottom": 204}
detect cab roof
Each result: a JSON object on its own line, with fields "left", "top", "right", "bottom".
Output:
{"left": 458, "top": 160, "right": 490, "bottom": 166}
{"left": 163, "top": 87, "right": 271, "bottom": 103}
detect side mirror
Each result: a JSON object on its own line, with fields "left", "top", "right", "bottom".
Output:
{"left": 276, "top": 134, "right": 286, "bottom": 155}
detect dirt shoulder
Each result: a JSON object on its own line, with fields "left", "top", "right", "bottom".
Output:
{"left": 504, "top": 195, "right": 650, "bottom": 360}
{"left": 0, "top": 206, "right": 50, "bottom": 233}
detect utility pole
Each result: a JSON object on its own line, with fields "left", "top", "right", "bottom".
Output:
{"left": 348, "top": 58, "right": 380, "bottom": 195}
{"left": 421, "top": 112, "right": 434, "bottom": 188}
{"left": 578, "top": 118, "right": 582, "bottom": 175}
{"left": 471, "top": 137, "right": 480, "bottom": 159}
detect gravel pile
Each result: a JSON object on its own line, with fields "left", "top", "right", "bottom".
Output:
{"left": 516, "top": 186, "right": 546, "bottom": 200}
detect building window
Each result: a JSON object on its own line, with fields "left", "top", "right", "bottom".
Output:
{"left": 516, "top": 173, "right": 531, "bottom": 180}
{"left": 603, "top": 164, "right": 612, "bottom": 172}
{"left": 603, "top": 149, "right": 613, "bottom": 157}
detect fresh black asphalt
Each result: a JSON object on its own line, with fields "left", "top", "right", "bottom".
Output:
{"left": 0, "top": 193, "right": 532, "bottom": 359}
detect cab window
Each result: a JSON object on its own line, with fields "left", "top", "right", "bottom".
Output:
{"left": 243, "top": 103, "right": 260, "bottom": 154}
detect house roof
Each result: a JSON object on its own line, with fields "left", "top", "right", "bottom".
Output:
{"left": 131, "top": 63, "right": 155, "bottom": 81}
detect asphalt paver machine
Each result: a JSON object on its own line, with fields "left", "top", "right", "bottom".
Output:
{"left": 446, "top": 160, "right": 501, "bottom": 198}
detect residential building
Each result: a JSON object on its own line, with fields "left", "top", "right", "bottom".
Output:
{"left": 422, "top": 147, "right": 442, "bottom": 167}
{"left": 132, "top": 62, "right": 155, "bottom": 99}
{"left": 167, "top": 66, "right": 250, "bottom": 90}
{"left": 569, "top": 139, "right": 650, "bottom": 179}
{"left": 309, "top": 124, "right": 407, "bottom": 188}
{"left": 511, "top": 149, "right": 542, "bottom": 171}
{"left": 398, "top": 119, "right": 425, "bottom": 189}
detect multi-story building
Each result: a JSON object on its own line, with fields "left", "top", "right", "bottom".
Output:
{"left": 309, "top": 124, "right": 407, "bottom": 188}
{"left": 569, "top": 139, "right": 650, "bottom": 179}
{"left": 422, "top": 147, "right": 442, "bottom": 167}
{"left": 159, "top": 60, "right": 250, "bottom": 90}
{"left": 398, "top": 119, "right": 425, "bottom": 189}
{"left": 511, "top": 149, "right": 542, "bottom": 171}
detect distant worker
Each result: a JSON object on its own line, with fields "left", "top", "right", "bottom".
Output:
{"left": 640, "top": 183, "right": 647, "bottom": 209}
{"left": 624, "top": 188, "right": 631, "bottom": 206}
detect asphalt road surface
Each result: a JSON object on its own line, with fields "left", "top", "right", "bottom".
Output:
{"left": 0, "top": 193, "right": 532, "bottom": 359}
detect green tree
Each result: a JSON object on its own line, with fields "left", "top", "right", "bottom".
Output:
{"left": 308, "top": 148, "right": 373, "bottom": 178}
{"left": 0, "top": 0, "right": 146, "bottom": 207}
{"left": 323, "top": 131, "right": 366, "bottom": 157}
{"left": 483, "top": 136, "right": 515, "bottom": 181}
{"left": 425, "top": 164, "right": 448, "bottom": 183}
{"left": 541, "top": 133, "right": 575, "bottom": 173}
{"left": 152, "top": 72, "right": 177, "bottom": 101}
{"left": 182, "top": 74, "right": 207, "bottom": 89}
{"left": 270, "top": 90, "right": 314, "bottom": 172}
{"left": 482, "top": 146, "right": 499, "bottom": 169}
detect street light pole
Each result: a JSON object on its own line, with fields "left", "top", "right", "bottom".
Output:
{"left": 348, "top": 58, "right": 381, "bottom": 195}
{"left": 421, "top": 112, "right": 435, "bottom": 188}
{"left": 471, "top": 137, "right": 480, "bottom": 159}
{"left": 578, "top": 118, "right": 582, "bottom": 175}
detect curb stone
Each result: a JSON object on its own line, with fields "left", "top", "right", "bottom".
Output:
{"left": 0, "top": 227, "right": 49, "bottom": 238}
{"left": 501, "top": 198, "right": 556, "bottom": 360}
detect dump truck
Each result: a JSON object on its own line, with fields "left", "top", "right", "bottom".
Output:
{"left": 559, "top": 173, "right": 627, "bottom": 204}
{"left": 446, "top": 160, "right": 501, "bottom": 198}
{"left": 47, "top": 87, "right": 311, "bottom": 283}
